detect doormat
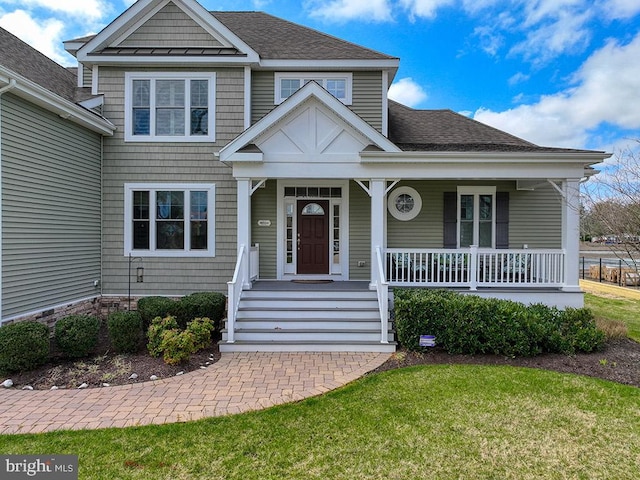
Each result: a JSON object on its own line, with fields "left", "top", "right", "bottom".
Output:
{"left": 291, "top": 280, "right": 334, "bottom": 284}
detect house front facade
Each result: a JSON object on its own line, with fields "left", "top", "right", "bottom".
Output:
{"left": 1, "top": 0, "right": 610, "bottom": 351}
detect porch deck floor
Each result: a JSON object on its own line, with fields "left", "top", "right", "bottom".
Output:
{"left": 252, "top": 280, "right": 370, "bottom": 291}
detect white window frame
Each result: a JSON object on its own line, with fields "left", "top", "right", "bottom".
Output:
{"left": 274, "top": 72, "right": 353, "bottom": 105}
{"left": 124, "top": 72, "right": 216, "bottom": 142}
{"left": 124, "top": 183, "right": 215, "bottom": 257}
{"left": 457, "top": 186, "right": 496, "bottom": 249}
{"left": 387, "top": 186, "right": 422, "bottom": 221}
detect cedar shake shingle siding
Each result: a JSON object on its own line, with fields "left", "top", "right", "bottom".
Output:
{"left": 98, "top": 67, "right": 244, "bottom": 295}
{"left": 119, "top": 2, "right": 223, "bottom": 48}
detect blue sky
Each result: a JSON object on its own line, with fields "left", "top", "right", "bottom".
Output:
{"left": 1, "top": 0, "right": 639, "bottom": 155}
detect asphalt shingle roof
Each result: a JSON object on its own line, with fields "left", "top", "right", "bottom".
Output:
{"left": 388, "top": 100, "right": 594, "bottom": 153}
{"left": 0, "top": 27, "right": 78, "bottom": 102}
{"left": 212, "top": 11, "right": 397, "bottom": 61}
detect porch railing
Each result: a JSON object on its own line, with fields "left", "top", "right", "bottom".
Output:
{"left": 386, "top": 247, "right": 565, "bottom": 288}
{"left": 250, "top": 243, "right": 260, "bottom": 281}
{"left": 374, "top": 246, "right": 389, "bottom": 344}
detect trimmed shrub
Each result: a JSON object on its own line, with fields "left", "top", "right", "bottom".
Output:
{"left": 0, "top": 321, "right": 50, "bottom": 373}
{"left": 147, "top": 316, "right": 179, "bottom": 357}
{"left": 186, "top": 317, "right": 215, "bottom": 351}
{"left": 54, "top": 315, "right": 100, "bottom": 359}
{"left": 137, "top": 296, "right": 177, "bottom": 327}
{"left": 173, "top": 292, "right": 226, "bottom": 329}
{"left": 558, "top": 307, "right": 606, "bottom": 354}
{"left": 160, "top": 329, "right": 197, "bottom": 365}
{"left": 147, "top": 315, "right": 214, "bottom": 364}
{"left": 395, "top": 289, "right": 605, "bottom": 357}
{"left": 107, "top": 311, "right": 144, "bottom": 354}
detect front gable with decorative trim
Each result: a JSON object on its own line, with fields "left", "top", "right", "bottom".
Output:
{"left": 220, "top": 81, "right": 400, "bottom": 178}
{"left": 75, "top": 0, "right": 259, "bottom": 65}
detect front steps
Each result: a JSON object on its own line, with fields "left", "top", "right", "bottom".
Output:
{"left": 219, "top": 285, "right": 396, "bottom": 353}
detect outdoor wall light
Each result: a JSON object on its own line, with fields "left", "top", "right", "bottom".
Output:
{"left": 136, "top": 266, "right": 144, "bottom": 283}
{"left": 128, "top": 254, "right": 144, "bottom": 310}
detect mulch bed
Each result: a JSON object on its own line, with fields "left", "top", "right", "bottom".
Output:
{"left": 373, "top": 338, "right": 640, "bottom": 388}
{"left": 4, "top": 325, "right": 221, "bottom": 390}
{"left": 3, "top": 324, "right": 638, "bottom": 390}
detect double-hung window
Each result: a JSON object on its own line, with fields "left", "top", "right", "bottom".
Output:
{"left": 125, "top": 72, "right": 215, "bottom": 142}
{"left": 125, "top": 184, "right": 215, "bottom": 257}
{"left": 275, "top": 73, "right": 352, "bottom": 104}
{"left": 457, "top": 187, "right": 496, "bottom": 248}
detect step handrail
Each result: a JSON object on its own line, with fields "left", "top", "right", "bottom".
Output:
{"left": 375, "top": 246, "right": 389, "bottom": 344}
{"left": 226, "top": 244, "right": 246, "bottom": 343}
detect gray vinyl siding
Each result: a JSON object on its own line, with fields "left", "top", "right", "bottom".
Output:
{"left": 510, "top": 183, "right": 562, "bottom": 248}
{"left": 251, "top": 71, "right": 384, "bottom": 131}
{"left": 251, "top": 71, "right": 275, "bottom": 125}
{"left": 1, "top": 94, "right": 102, "bottom": 319}
{"left": 119, "top": 2, "right": 222, "bottom": 48}
{"left": 251, "top": 181, "right": 277, "bottom": 279}
{"left": 349, "top": 181, "right": 370, "bottom": 280}
{"left": 82, "top": 64, "right": 92, "bottom": 88}
{"left": 99, "top": 67, "right": 245, "bottom": 296}
{"left": 386, "top": 181, "right": 563, "bottom": 249}
{"left": 352, "top": 71, "right": 383, "bottom": 133}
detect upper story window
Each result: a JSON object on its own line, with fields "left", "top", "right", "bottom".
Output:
{"left": 457, "top": 186, "right": 496, "bottom": 248}
{"left": 124, "top": 183, "right": 215, "bottom": 257}
{"left": 124, "top": 72, "right": 215, "bottom": 142}
{"left": 275, "top": 73, "right": 353, "bottom": 105}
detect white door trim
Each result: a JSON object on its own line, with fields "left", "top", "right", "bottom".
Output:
{"left": 276, "top": 180, "right": 350, "bottom": 280}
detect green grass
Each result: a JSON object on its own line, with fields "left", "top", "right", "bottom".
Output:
{"left": 585, "top": 293, "right": 640, "bottom": 342}
{"left": 1, "top": 365, "right": 638, "bottom": 479}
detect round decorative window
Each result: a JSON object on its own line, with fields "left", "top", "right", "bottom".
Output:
{"left": 387, "top": 186, "right": 422, "bottom": 221}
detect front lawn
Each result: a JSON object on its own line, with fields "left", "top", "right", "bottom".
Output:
{"left": 2, "top": 365, "right": 638, "bottom": 479}
{"left": 585, "top": 292, "right": 640, "bottom": 342}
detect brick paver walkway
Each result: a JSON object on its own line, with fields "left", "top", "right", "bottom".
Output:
{"left": 0, "top": 352, "right": 390, "bottom": 435}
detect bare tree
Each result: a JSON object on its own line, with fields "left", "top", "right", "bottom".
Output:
{"left": 581, "top": 140, "right": 640, "bottom": 273}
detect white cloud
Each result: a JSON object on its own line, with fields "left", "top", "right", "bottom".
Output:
{"left": 388, "top": 77, "right": 428, "bottom": 107}
{"left": 473, "top": 25, "right": 504, "bottom": 56}
{"left": 307, "top": 0, "right": 393, "bottom": 22}
{"left": 0, "top": 0, "right": 111, "bottom": 21}
{"left": 510, "top": 8, "right": 593, "bottom": 64}
{"left": 598, "top": 0, "right": 640, "bottom": 20}
{"left": 508, "top": 72, "right": 530, "bottom": 85}
{"left": 473, "top": 33, "right": 640, "bottom": 149}
{"left": 399, "top": 0, "right": 454, "bottom": 19}
{"left": 0, "top": 10, "right": 68, "bottom": 64}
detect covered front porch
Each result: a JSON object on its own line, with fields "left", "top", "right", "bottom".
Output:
{"left": 217, "top": 81, "right": 607, "bottom": 351}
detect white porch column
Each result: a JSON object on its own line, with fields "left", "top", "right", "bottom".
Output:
{"left": 562, "top": 179, "right": 581, "bottom": 292}
{"left": 370, "top": 179, "right": 386, "bottom": 287}
{"left": 237, "top": 178, "right": 252, "bottom": 289}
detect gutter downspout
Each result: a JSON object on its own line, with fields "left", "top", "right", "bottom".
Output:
{"left": 0, "top": 79, "right": 17, "bottom": 324}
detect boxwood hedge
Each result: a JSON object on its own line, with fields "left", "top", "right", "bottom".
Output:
{"left": 395, "top": 289, "right": 605, "bottom": 356}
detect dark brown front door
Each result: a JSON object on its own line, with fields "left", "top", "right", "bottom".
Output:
{"left": 297, "top": 200, "right": 329, "bottom": 274}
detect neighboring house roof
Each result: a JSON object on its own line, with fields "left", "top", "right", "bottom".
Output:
{"left": 0, "top": 27, "right": 77, "bottom": 102}
{"left": 211, "top": 11, "right": 397, "bottom": 61}
{"left": 0, "top": 27, "right": 114, "bottom": 135}
{"left": 387, "top": 100, "right": 596, "bottom": 154}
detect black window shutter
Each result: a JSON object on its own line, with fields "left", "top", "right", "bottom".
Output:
{"left": 443, "top": 192, "right": 457, "bottom": 248}
{"left": 496, "top": 192, "right": 509, "bottom": 249}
